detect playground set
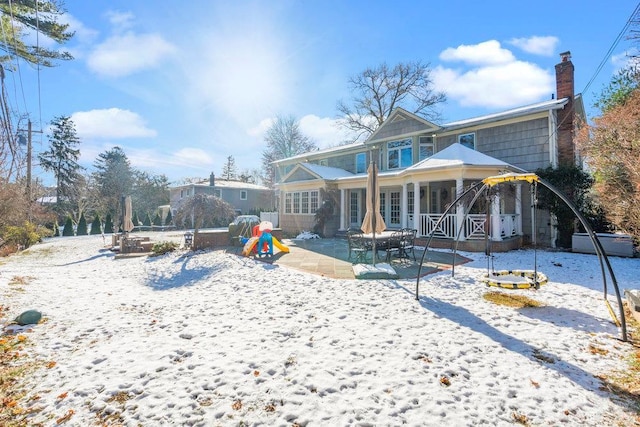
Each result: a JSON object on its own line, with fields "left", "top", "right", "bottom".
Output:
{"left": 240, "top": 221, "right": 290, "bottom": 257}
{"left": 415, "top": 172, "right": 628, "bottom": 342}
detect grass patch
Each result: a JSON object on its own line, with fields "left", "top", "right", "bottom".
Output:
{"left": 597, "top": 304, "right": 640, "bottom": 423}
{"left": 482, "top": 291, "right": 544, "bottom": 308}
{"left": 8, "top": 277, "right": 32, "bottom": 287}
{"left": 0, "top": 306, "right": 40, "bottom": 427}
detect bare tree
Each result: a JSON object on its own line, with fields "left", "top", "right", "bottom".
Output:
{"left": 261, "top": 115, "right": 317, "bottom": 187}
{"left": 173, "top": 193, "right": 236, "bottom": 231}
{"left": 337, "top": 61, "right": 446, "bottom": 140}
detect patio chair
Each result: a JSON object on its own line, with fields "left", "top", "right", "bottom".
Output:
{"left": 399, "top": 228, "right": 417, "bottom": 261}
{"left": 347, "top": 231, "right": 370, "bottom": 264}
{"left": 382, "top": 231, "right": 403, "bottom": 262}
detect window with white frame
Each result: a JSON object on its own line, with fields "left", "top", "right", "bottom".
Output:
{"left": 387, "top": 138, "right": 412, "bottom": 169}
{"left": 293, "top": 192, "right": 300, "bottom": 213}
{"left": 355, "top": 152, "right": 366, "bottom": 173}
{"left": 419, "top": 136, "right": 434, "bottom": 161}
{"left": 284, "top": 190, "right": 320, "bottom": 215}
{"left": 285, "top": 193, "right": 292, "bottom": 214}
{"left": 458, "top": 133, "right": 475, "bottom": 150}
{"left": 214, "top": 189, "right": 221, "bottom": 198}
{"left": 240, "top": 190, "right": 247, "bottom": 200}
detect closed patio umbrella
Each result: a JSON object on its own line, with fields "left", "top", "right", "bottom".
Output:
{"left": 361, "top": 161, "right": 386, "bottom": 264}
{"left": 123, "top": 195, "right": 135, "bottom": 233}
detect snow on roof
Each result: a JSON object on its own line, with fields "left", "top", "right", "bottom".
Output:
{"left": 172, "top": 179, "right": 270, "bottom": 191}
{"left": 273, "top": 141, "right": 364, "bottom": 164}
{"left": 406, "top": 143, "right": 521, "bottom": 172}
{"left": 300, "top": 163, "right": 355, "bottom": 180}
{"left": 442, "top": 98, "right": 568, "bottom": 130}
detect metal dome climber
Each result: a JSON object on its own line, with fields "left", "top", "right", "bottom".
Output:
{"left": 414, "top": 172, "right": 628, "bottom": 342}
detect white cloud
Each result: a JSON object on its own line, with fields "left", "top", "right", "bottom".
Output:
{"left": 105, "top": 10, "right": 135, "bottom": 31}
{"left": 299, "top": 115, "right": 358, "bottom": 147}
{"left": 434, "top": 40, "right": 554, "bottom": 110}
{"left": 508, "top": 36, "right": 559, "bottom": 56}
{"left": 439, "top": 40, "right": 515, "bottom": 66}
{"left": 72, "top": 108, "right": 157, "bottom": 139}
{"left": 87, "top": 32, "right": 176, "bottom": 78}
{"left": 433, "top": 62, "right": 554, "bottom": 109}
{"left": 611, "top": 49, "right": 639, "bottom": 72}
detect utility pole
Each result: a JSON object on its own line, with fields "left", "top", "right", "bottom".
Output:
{"left": 18, "top": 119, "right": 42, "bottom": 220}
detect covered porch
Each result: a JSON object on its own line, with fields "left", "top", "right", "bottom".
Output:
{"left": 336, "top": 144, "right": 527, "bottom": 249}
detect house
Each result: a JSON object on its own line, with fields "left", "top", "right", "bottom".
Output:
{"left": 169, "top": 173, "right": 274, "bottom": 217}
{"left": 273, "top": 51, "right": 585, "bottom": 250}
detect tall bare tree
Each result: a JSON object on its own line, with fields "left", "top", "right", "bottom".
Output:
{"left": 337, "top": 61, "right": 446, "bottom": 141}
{"left": 261, "top": 115, "right": 317, "bottom": 187}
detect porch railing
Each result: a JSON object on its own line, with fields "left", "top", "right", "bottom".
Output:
{"left": 416, "top": 214, "right": 519, "bottom": 240}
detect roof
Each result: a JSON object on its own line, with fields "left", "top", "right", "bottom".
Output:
{"left": 272, "top": 141, "right": 364, "bottom": 165}
{"left": 171, "top": 179, "right": 270, "bottom": 191}
{"left": 442, "top": 98, "right": 569, "bottom": 131}
{"left": 300, "top": 163, "right": 355, "bottom": 180}
{"left": 405, "top": 143, "right": 523, "bottom": 172}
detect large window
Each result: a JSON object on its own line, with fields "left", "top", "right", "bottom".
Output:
{"left": 387, "top": 138, "right": 412, "bottom": 169}
{"left": 284, "top": 190, "right": 319, "bottom": 215}
{"left": 419, "top": 136, "right": 434, "bottom": 161}
{"left": 240, "top": 190, "right": 247, "bottom": 200}
{"left": 458, "top": 133, "right": 475, "bottom": 149}
{"left": 355, "top": 152, "right": 366, "bottom": 173}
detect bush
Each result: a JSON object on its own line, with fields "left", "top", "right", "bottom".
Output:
{"left": 2, "top": 221, "right": 53, "bottom": 249}
{"left": 104, "top": 213, "right": 114, "bottom": 233}
{"left": 62, "top": 216, "right": 75, "bottom": 236}
{"left": 153, "top": 213, "right": 162, "bottom": 226}
{"left": 76, "top": 213, "right": 88, "bottom": 235}
{"left": 151, "top": 241, "right": 178, "bottom": 256}
{"left": 165, "top": 210, "right": 173, "bottom": 225}
{"left": 90, "top": 214, "right": 102, "bottom": 235}
{"left": 143, "top": 213, "right": 152, "bottom": 227}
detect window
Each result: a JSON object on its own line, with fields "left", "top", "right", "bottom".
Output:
{"left": 240, "top": 190, "right": 247, "bottom": 200}
{"left": 285, "top": 193, "right": 292, "bottom": 214}
{"left": 387, "top": 138, "right": 412, "bottom": 169}
{"left": 180, "top": 190, "right": 184, "bottom": 198}
{"left": 419, "top": 136, "right": 434, "bottom": 161}
{"left": 458, "top": 133, "right": 475, "bottom": 150}
{"left": 214, "top": 189, "right": 221, "bottom": 198}
{"left": 284, "top": 190, "right": 320, "bottom": 215}
{"left": 310, "top": 191, "right": 319, "bottom": 213}
{"left": 355, "top": 152, "right": 366, "bottom": 173}
{"left": 319, "top": 159, "right": 328, "bottom": 166}
{"left": 293, "top": 192, "right": 301, "bottom": 213}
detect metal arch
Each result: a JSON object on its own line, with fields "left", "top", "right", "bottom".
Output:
{"left": 414, "top": 173, "right": 627, "bottom": 342}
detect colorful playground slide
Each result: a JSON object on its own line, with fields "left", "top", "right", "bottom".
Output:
{"left": 241, "top": 235, "right": 290, "bottom": 257}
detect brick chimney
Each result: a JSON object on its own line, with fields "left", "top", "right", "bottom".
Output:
{"left": 209, "top": 172, "right": 215, "bottom": 187}
{"left": 555, "top": 51, "right": 575, "bottom": 165}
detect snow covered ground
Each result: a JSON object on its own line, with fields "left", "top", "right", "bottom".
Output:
{"left": 1, "top": 233, "right": 639, "bottom": 426}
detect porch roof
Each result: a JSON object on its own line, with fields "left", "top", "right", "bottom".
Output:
{"left": 405, "top": 143, "right": 524, "bottom": 173}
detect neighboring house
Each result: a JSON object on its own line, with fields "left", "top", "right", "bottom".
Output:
{"left": 169, "top": 173, "right": 274, "bottom": 217}
{"left": 274, "top": 52, "right": 585, "bottom": 249}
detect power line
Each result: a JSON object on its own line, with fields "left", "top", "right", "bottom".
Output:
{"left": 581, "top": 2, "right": 640, "bottom": 95}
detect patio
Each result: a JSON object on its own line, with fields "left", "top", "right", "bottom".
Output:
{"left": 267, "top": 237, "right": 471, "bottom": 280}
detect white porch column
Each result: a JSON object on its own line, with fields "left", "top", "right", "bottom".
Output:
{"left": 413, "top": 181, "right": 420, "bottom": 235}
{"left": 401, "top": 183, "right": 408, "bottom": 228}
{"left": 515, "top": 184, "right": 523, "bottom": 235}
{"left": 455, "top": 178, "right": 465, "bottom": 241}
{"left": 491, "top": 192, "right": 502, "bottom": 241}
{"left": 339, "top": 188, "right": 346, "bottom": 231}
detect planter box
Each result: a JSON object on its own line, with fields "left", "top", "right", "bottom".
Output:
{"left": 572, "top": 233, "right": 634, "bottom": 257}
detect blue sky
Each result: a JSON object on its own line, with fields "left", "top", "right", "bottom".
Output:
{"left": 10, "top": 0, "right": 639, "bottom": 186}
